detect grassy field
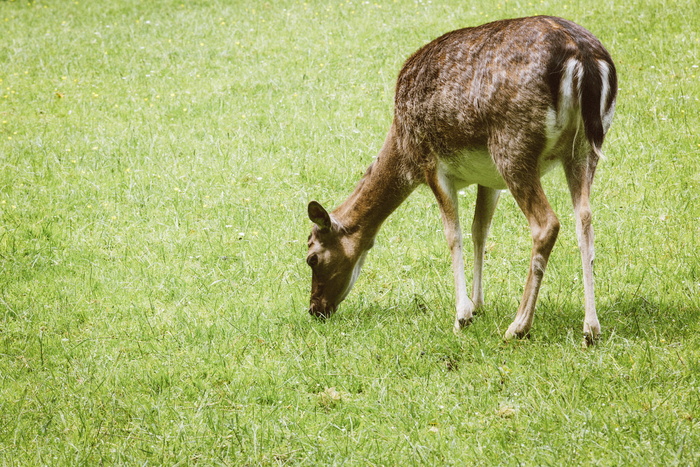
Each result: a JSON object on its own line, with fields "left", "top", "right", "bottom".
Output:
{"left": 1, "top": 0, "right": 698, "bottom": 464}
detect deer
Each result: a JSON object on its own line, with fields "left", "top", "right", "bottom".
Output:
{"left": 305, "top": 16, "right": 617, "bottom": 345}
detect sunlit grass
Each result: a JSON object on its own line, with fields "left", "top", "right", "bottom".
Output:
{"left": 1, "top": 0, "right": 698, "bottom": 464}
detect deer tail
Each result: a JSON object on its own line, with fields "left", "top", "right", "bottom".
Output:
{"left": 578, "top": 54, "right": 617, "bottom": 159}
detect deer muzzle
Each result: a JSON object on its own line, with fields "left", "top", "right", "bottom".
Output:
{"left": 308, "top": 301, "right": 336, "bottom": 319}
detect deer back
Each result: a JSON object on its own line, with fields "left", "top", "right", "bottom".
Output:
{"left": 393, "top": 16, "right": 617, "bottom": 170}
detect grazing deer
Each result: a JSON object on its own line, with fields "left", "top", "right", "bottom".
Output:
{"left": 306, "top": 16, "right": 617, "bottom": 345}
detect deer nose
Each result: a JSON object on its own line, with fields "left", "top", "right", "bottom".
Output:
{"left": 309, "top": 305, "right": 326, "bottom": 319}
{"left": 309, "top": 302, "right": 334, "bottom": 319}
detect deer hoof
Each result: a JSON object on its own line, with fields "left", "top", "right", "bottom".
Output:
{"left": 582, "top": 331, "right": 600, "bottom": 347}
{"left": 453, "top": 316, "right": 473, "bottom": 333}
{"left": 583, "top": 321, "right": 601, "bottom": 347}
{"left": 504, "top": 323, "right": 530, "bottom": 341}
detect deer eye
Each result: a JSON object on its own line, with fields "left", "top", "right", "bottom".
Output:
{"left": 306, "top": 254, "right": 318, "bottom": 267}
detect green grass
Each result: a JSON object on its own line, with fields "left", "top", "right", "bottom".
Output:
{"left": 1, "top": 0, "right": 699, "bottom": 464}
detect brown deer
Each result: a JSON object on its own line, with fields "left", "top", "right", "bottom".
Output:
{"left": 306, "top": 16, "right": 617, "bottom": 345}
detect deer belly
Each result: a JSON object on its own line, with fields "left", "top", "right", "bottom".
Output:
{"left": 439, "top": 148, "right": 508, "bottom": 190}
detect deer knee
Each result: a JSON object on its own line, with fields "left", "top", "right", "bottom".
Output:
{"left": 548, "top": 216, "right": 561, "bottom": 238}
{"left": 532, "top": 215, "right": 560, "bottom": 252}
{"left": 578, "top": 207, "right": 592, "bottom": 229}
{"left": 443, "top": 225, "right": 463, "bottom": 251}
{"left": 531, "top": 253, "right": 548, "bottom": 279}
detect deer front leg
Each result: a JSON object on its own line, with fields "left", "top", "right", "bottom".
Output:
{"left": 505, "top": 180, "right": 560, "bottom": 340}
{"left": 471, "top": 185, "right": 501, "bottom": 310}
{"left": 428, "top": 169, "right": 473, "bottom": 332}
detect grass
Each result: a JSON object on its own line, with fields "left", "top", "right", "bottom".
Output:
{"left": 1, "top": 0, "right": 698, "bottom": 464}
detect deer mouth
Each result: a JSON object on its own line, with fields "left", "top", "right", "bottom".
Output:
{"left": 308, "top": 302, "right": 337, "bottom": 319}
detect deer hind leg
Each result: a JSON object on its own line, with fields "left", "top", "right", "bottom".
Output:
{"left": 471, "top": 185, "right": 501, "bottom": 310}
{"left": 564, "top": 151, "right": 600, "bottom": 346}
{"left": 504, "top": 176, "right": 560, "bottom": 340}
{"left": 427, "top": 168, "right": 474, "bottom": 332}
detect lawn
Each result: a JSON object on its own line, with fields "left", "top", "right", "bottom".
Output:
{"left": 1, "top": 0, "right": 698, "bottom": 464}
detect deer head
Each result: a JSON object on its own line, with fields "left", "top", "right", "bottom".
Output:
{"left": 306, "top": 201, "right": 370, "bottom": 318}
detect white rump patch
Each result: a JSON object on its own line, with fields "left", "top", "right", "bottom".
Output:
{"left": 557, "top": 58, "right": 583, "bottom": 128}
{"left": 543, "top": 58, "right": 586, "bottom": 161}
{"left": 563, "top": 59, "right": 582, "bottom": 99}
{"left": 598, "top": 60, "right": 616, "bottom": 133}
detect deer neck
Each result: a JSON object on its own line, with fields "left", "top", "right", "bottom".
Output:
{"left": 332, "top": 130, "right": 417, "bottom": 249}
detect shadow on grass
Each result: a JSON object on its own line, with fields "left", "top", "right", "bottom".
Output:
{"left": 603, "top": 294, "right": 700, "bottom": 341}
{"left": 311, "top": 290, "right": 700, "bottom": 347}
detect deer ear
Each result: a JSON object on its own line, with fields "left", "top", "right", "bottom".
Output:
{"left": 308, "top": 201, "right": 332, "bottom": 231}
